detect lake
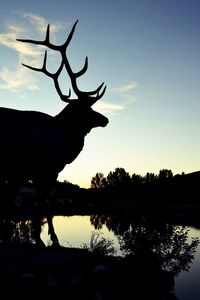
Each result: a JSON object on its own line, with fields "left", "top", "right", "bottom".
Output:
{"left": 41, "top": 215, "right": 200, "bottom": 300}
{"left": 0, "top": 213, "right": 200, "bottom": 299}
{"left": 41, "top": 215, "right": 122, "bottom": 253}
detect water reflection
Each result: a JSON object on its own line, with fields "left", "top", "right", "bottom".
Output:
{"left": 90, "top": 214, "right": 199, "bottom": 276}
{"left": 0, "top": 214, "right": 199, "bottom": 299}
{"left": 0, "top": 215, "right": 59, "bottom": 246}
{"left": 0, "top": 214, "right": 198, "bottom": 277}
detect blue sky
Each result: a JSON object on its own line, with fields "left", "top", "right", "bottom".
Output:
{"left": 0, "top": 0, "right": 200, "bottom": 188}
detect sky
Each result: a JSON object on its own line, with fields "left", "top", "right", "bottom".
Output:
{"left": 0, "top": 0, "right": 200, "bottom": 188}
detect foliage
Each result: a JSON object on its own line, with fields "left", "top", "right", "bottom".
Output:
{"left": 131, "top": 173, "right": 144, "bottom": 184}
{"left": 106, "top": 167, "right": 132, "bottom": 188}
{"left": 157, "top": 226, "right": 199, "bottom": 275}
{"left": 81, "top": 231, "right": 116, "bottom": 256}
{"left": 91, "top": 173, "right": 107, "bottom": 188}
{"left": 90, "top": 167, "right": 174, "bottom": 189}
{"left": 158, "top": 169, "right": 173, "bottom": 182}
{"left": 118, "top": 222, "right": 199, "bottom": 276}
{"left": 144, "top": 172, "right": 158, "bottom": 184}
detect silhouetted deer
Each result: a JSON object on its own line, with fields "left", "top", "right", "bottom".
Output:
{"left": 0, "top": 20, "right": 108, "bottom": 208}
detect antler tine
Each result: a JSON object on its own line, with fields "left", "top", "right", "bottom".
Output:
{"left": 63, "top": 19, "right": 79, "bottom": 49}
{"left": 17, "top": 20, "right": 106, "bottom": 104}
{"left": 95, "top": 85, "right": 107, "bottom": 100}
{"left": 89, "top": 85, "right": 107, "bottom": 106}
{"left": 73, "top": 61, "right": 106, "bottom": 99}
{"left": 92, "top": 82, "right": 105, "bottom": 95}
{"left": 75, "top": 56, "right": 88, "bottom": 78}
{"left": 22, "top": 50, "right": 48, "bottom": 73}
{"left": 83, "top": 82, "right": 106, "bottom": 96}
{"left": 16, "top": 24, "right": 52, "bottom": 47}
{"left": 17, "top": 20, "right": 79, "bottom": 52}
{"left": 22, "top": 51, "right": 71, "bottom": 102}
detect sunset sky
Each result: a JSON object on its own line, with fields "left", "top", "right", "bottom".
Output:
{"left": 0, "top": 0, "right": 200, "bottom": 188}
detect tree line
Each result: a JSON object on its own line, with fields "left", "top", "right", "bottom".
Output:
{"left": 55, "top": 167, "right": 199, "bottom": 207}
{"left": 90, "top": 167, "right": 177, "bottom": 189}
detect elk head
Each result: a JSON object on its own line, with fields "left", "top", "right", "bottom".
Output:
{"left": 17, "top": 20, "right": 108, "bottom": 134}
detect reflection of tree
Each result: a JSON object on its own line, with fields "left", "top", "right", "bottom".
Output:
{"left": 152, "top": 226, "right": 199, "bottom": 275}
{"left": 0, "top": 217, "right": 16, "bottom": 243}
{"left": 119, "top": 222, "right": 199, "bottom": 276}
{"left": 0, "top": 216, "right": 57, "bottom": 246}
{"left": 90, "top": 214, "right": 199, "bottom": 276}
{"left": 90, "top": 213, "right": 130, "bottom": 235}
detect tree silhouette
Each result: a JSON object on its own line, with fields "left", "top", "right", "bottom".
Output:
{"left": 91, "top": 172, "right": 107, "bottom": 188}
{"left": 131, "top": 173, "right": 144, "bottom": 185}
{"left": 106, "top": 167, "right": 132, "bottom": 189}
{"left": 90, "top": 167, "right": 175, "bottom": 189}
{"left": 158, "top": 169, "right": 173, "bottom": 182}
{"left": 144, "top": 172, "right": 157, "bottom": 184}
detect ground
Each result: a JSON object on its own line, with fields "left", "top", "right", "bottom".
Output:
{"left": 0, "top": 242, "right": 176, "bottom": 299}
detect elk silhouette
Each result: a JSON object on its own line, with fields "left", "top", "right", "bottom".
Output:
{"left": 0, "top": 20, "right": 108, "bottom": 208}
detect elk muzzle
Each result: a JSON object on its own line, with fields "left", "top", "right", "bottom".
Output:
{"left": 101, "top": 116, "right": 109, "bottom": 127}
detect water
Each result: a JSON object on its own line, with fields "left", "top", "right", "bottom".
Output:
{"left": 41, "top": 215, "right": 122, "bottom": 254}
{"left": 175, "top": 227, "right": 200, "bottom": 300}
{"left": 0, "top": 214, "right": 200, "bottom": 299}
{"left": 41, "top": 215, "right": 200, "bottom": 300}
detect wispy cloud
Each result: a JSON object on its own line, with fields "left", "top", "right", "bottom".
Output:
{"left": 100, "top": 81, "right": 139, "bottom": 115}
{"left": 0, "top": 31, "right": 42, "bottom": 57}
{"left": 94, "top": 100, "right": 124, "bottom": 115}
{"left": 0, "top": 14, "right": 138, "bottom": 117}
{"left": 23, "top": 13, "right": 63, "bottom": 35}
{"left": 111, "top": 81, "right": 138, "bottom": 94}
{"left": 0, "top": 13, "right": 64, "bottom": 91}
{"left": 0, "top": 66, "right": 38, "bottom": 91}
{"left": 110, "top": 81, "right": 138, "bottom": 104}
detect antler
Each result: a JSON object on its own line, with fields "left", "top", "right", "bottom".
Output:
{"left": 17, "top": 20, "right": 106, "bottom": 105}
